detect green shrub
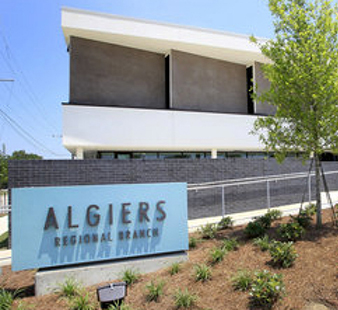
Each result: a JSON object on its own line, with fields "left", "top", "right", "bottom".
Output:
{"left": 278, "top": 222, "right": 305, "bottom": 241}
{"left": 304, "top": 203, "right": 316, "bottom": 216}
{"left": 292, "top": 212, "right": 312, "bottom": 228}
{"left": 189, "top": 237, "right": 198, "bottom": 249}
{"left": 231, "top": 269, "right": 253, "bottom": 291}
{"left": 269, "top": 241, "right": 298, "bottom": 268}
{"left": 199, "top": 223, "right": 218, "bottom": 239}
{"left": 265, "top": 209, "right": 283, "bottom": 221}
{"left": 249, "top": 270, "right": 285, "bottom": 308}
{"left": 194, "top": 264, "right": 212, "bottom": 282}
{"left": 69, "top": 292, "right": 96, "bottom": 310}
{"left": 122, "top": 269, "right": 140, "bottom": 285}
{"left": 0, "top": 289, "right": 19, "bottom": 310}
{"left": 145, "top": 280, "right": 165, "bottom": 302}
{"left": 169, "top": 262, "right": 181, "bottom": 275}
{"left": 244, "top": 220, "right": 266, "bottom": 238}
{"left": 210, "top": 247, "right": 227, "bottom": 264}
{"left": 256, "top": 215, "right": 273, "bottom": 229}
{"left": 222, "top": 238, "right": 239, "bottom": 251}
{"left": 173, "top": 288, "right": 198, "bottom": 309}
{"left": 218, "top": 216, "right": 233, "bottom": 230}
{"left": 56, "top": 278, "right": 82, "bottom": 299}
{"left": 253, "top": 235, "right": 271, "bottom": 252}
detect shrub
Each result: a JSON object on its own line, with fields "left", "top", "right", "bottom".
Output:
{"left": 218, "top": 216, "right": 233, "bottom": 230}
{"left": 278, "top": 222, "right": 305, "bottom": 241}
{"left": 249, "top": 270, "right": 285, "bottom": 308}
{"left": 173, "top": 288, "right": 198, "bottom": 309}
{"left": 256, "top": 215, "right": 273, "bottom": 229}
{"left": 269, "top": 241, "right": 298, "bottom": 268}
{"left": 304, "top": 203, "right": 316, "bottom": 216}
{"left": 56, "top": 278, "right": 82, "bottom": 298}
{"left": 222, "top": 238, "right": 239, "bottom": 251}
{"left": 265, "top": 209, "right": 283, "bottom": 221}
{"left": 210, "top": 247, "right": 227, "bottom": 264}
{"left": 122, "top": 269, "right": 140, "bottom": 285}
{"left": 199, "top": 223, "right": 218, "bottom": 239}
{"left": 231, "top": 269, "right": 253, "bottom": 291}
{"left": 253, "top": 235, "right": 271, "bottom": 252}
{"left": 292, "top": 212, "right": 312, "bottom": 228}
{"left": 0, "top": 289, "right": 19, "bottom": 310}
{"left": 194, "top": 264, "right": 212, "bottom": 282}
{"left": 244, "top": 220, "right": 266, "bottom": 238}
{"left": 169, "top": 262, "right": 181, "bottom": 275}
{"left": 189, "top": 237, "right": 198, "bottom": 249}
{"left": 69, "top": 292, "right": 96, "bottom": 310}
{"left": 145, "top": 280, "right": 165, "bottom": 302}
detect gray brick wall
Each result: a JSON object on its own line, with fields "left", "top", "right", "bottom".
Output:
{"left": 8, "top": 158, "right": 338, "bottom": 219}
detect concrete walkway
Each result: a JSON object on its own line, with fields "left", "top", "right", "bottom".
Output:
{"left": 1, "top": 190, "right": 337, "bottom": 268}
{"left": 0, "top": 215, "right": 8, "bottom": 236}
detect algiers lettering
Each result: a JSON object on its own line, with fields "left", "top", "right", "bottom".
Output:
{"left": 43, "top": 201, "right": 167, "bottom": 247}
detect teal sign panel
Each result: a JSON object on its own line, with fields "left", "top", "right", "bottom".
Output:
{"left": 12, "top": 183, "right": 188, "bottom": 271}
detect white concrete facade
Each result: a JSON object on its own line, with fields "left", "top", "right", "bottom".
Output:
{"left": 61, "top": 8, "right": 270, "bottom": 157}
{"left": 63, "top": 105, "right": 264, "bottom": 154}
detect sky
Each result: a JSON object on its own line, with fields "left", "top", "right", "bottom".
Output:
{"left": 0, "top": 0, "right": 274, "bottom": 159}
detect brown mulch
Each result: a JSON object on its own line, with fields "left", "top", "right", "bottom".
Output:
{"left": 1, "top": 209, "right": 338, "bottom": 310}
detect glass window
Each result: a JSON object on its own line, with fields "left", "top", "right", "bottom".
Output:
{"left": 133, "top": 153, "right": 158, "bottom": 159}
{"left": 116, "top": 153, "right": 131, "bottom": 160}
{"left": 99, "top": 152, "right": 115, "bottom": 159}
{"left": 247, "top": 152, "right": 266, "bottom": 158}
{"left": 159, "top": 152, "right": 183, "bottom": 159}
{"left": 227, "top": 152, "right": 246, "bottom": 158}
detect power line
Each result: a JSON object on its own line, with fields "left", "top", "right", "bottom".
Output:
{"left": 0, "top": 31, "right": 59, "bottom": 133}
{"left": 0, "top": 108, "right": 64, "bottom": 156}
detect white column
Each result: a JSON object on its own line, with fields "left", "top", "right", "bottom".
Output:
{"left": 76, "top": 148, "right": 84, "bottom": 160}
{"left": 211, "top": 149, "right": 217, "bottom": 159}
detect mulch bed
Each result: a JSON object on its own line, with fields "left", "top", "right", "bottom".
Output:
{"left": 1, "top": 209, "right": 338, "bottom": 310}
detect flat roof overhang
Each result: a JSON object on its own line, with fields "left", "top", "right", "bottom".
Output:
{"left": 61, "top": 7, "right": 270, "bottom": 66}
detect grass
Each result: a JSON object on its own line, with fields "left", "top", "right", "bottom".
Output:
{"left": 0, "top": 288, "right": 22, "bottom": 310}
{"left": 145, "top": 280, "right": 165, "bottom": 302}
{"left": 222, "top": 238, "right": 239, "bottom": 251}
{"left": 210, "top": 247, "right": 227, "bottom": 264}
{"left": 122, "top": 269, "right": 140, "bottom": 285}
{"left": 55, "top": 278, "right": 82, "bottom": 299}
{"left": 0, "top": 231, "right": 8, "bottom": 249}
{"left": 68, "top": 292, "right": 96, "bottom": 310}
{"left": 169, "top": 262, "right": 181, "bottom": 275}
{"left": 231, "top": 270, "right": 253, "bottom": 291}
{"left": 173, "top": 288, "right": 198, "bottom": 309}
{"left": 194, "top": 264, "right": 212, "bottom": 282}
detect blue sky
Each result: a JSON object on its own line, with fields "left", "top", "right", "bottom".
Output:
{"left": 0, "top": 0, "right": 273, "bottom": 159}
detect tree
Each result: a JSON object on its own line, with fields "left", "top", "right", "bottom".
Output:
{"left": 252, "top": 0, "right": 338, "bottom": 227}
{"left": 0, "top": 150, "right": 42, "bottom": 189}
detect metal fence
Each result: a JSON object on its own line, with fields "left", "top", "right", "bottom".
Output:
{"left": 0, "top": 204, "right": 10, "bottom": 215}
{"left": 187, "top": 170, "right": 338, "bottom": 220}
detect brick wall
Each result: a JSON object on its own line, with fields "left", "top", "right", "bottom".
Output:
{"left": 8, "top": 158, "right": 338, "bottom": 219}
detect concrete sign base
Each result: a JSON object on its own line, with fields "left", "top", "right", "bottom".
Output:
{"left": 35, "top": 251, "right": 188, "bottom": 296}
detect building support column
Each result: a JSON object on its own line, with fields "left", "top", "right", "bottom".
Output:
{"left": 211, "top": 149, "right": 217, "bottom": 159}
{"left": 76, "top": 148, "right": 84, "bottom": 160}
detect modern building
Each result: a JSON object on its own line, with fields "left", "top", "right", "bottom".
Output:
{"left": 61, "top": 8, "right": 274, "bottom": 160}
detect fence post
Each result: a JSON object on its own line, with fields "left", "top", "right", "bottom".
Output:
{"left": 308, "top": 173, "right": 312, "bottom": 205}
{"left": 267, "top": 180, "right": 271, "bottom": 210}
{"left": 221, "top": 186, "right": 225, "bottom": 217}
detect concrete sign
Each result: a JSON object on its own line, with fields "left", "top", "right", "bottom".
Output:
{"left": 12, "top": 183, "right": 188, "bottom": 271}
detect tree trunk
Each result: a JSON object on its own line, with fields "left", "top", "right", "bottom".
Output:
{"left": 315, "top": 153, "right": 322, "bottom": 228}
